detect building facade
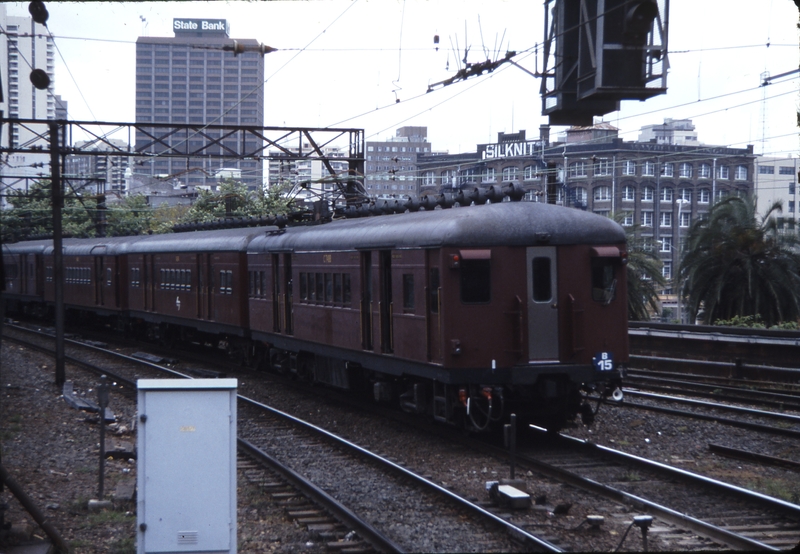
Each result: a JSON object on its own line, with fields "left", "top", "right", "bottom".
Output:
{"left": 267, "top": 144, "right": 350, "bottom": 205}
{"left": 365, "top": 126, "right": 432, "bottom": 198}
{"left": 755, "top": 156, "right": 799, "bottom": 227}
{"left": 0, "top": 4, "right": 55, "bottom": 208}
{"left": 135, "top": 18, "right": 264, "bottom": 191}
{"left": 64, "top": 139, "right": 132, "bottom": 198}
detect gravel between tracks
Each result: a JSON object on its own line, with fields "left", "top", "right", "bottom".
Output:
{"left": 3, "top": 333, "right": 800, "bottom": 552}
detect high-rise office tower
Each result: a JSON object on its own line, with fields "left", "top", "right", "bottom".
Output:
{"left": 135, "top": 18, "right": 264, "bottom": 191}
{"left": 0, "top": 4, "right": 55, "bottom": 207}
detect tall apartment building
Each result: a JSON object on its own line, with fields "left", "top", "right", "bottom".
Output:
{"left": 0, "top": 4, "right": 55, "bottom": 207}
{"left": 365, "top": 126, "right": 432, "bottom": 198}
{"left": 135, "top": 18, "right": 264, "bottom": 191}
{"left": 64, "top": 139, "right": 131, "bottom": 198}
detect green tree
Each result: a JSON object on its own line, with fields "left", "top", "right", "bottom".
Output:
{"left": 106, "top": 194, "right": 153, "bottom": 236}
{"left": 1, "top": 179, "right": 97, "bottom": 241}
{"left": 679, "top": 195, "right": 800, "bottom": 326}
{"left": 616, "top": 213, "right": 667, "bottom": 320}
{"left": 178, "top": 178, "right": 292, "bottom": 225}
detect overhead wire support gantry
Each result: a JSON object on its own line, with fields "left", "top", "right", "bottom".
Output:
{"left": 0, "top": 118, "right": 369, "bottom": 205}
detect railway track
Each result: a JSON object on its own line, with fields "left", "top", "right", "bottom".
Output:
{"left": 2, "top": 323, "right": 557, "bottom": 552}
{"left": 9, "top": 321, "right": 800, "bottom": 551}
{"left": 517, "top": 428, "right": 800, "bottom": 550}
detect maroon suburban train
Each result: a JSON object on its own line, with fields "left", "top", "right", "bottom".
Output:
{"left": 2, "top": 201, "right": 627, "bottom": 431}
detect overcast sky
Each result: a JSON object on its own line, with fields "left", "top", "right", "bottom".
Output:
{"left": 5, "top": 0, "right": 799, "bottom": 157}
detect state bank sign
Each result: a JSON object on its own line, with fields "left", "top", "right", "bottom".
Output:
{"left": 173, "top": 18, "right": 229, "bottom": 35}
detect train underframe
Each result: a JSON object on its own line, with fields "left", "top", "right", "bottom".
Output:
{"left": 262, "top": 343, "right": 623, "bottom": 433}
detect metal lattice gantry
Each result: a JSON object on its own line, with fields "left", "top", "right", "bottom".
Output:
{"left": 0, "top": 118, "right": 368, "bottom": 203}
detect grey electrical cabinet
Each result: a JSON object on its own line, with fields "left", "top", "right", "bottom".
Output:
{"left": 137, "top": 379, "right": 238, "bottom": 554}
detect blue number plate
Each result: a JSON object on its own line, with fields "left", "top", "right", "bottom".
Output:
{"left": 593, "top": 352, "right": 614, "bottom": 371}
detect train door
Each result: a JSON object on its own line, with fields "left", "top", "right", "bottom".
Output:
{"left": 360, "top": 251, "right": 372, "bottom": 350}
{"left": 271, "top": 254, "right": 281, "bottom": 332}
{"left": 20, "top": 254, "right": 28, "bottom": 295}
{"left": 283, "top": 254, "right": 293, "bottom": 335}
{"left": 196, "top": 255, "right": 204, "bottom": 319}
{"left": 96, "top": 257, "right": 104, "bottom": 306}
{"left": 527, "top": 246, "right": 559, "bottom": 361}
{"left": 206, "top": 255, "right": 214, "bottom": 320}
{"left": 426, "top": 253, "right": 442, "bottom": 362}
{"left": 379, "top": 250, "right": 393, "bottom": 353}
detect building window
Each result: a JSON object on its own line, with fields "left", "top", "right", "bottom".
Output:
{"left": 779, "top": 166, "right": 794, "bottom": 175}
{"left": 758, "top": 165, "right": 774, "bottom": 174}
{"left": 790, "top": 183, "right": 796, "bottom": 195}
{"left": 679, "top": 188, "right": 691, "bottom": 202}
{"left": 660, "top": 212, "right": 672, "bottom": 227}
{"left": 790, "top": 201, "right": 795, "bottom": 213}
{"left": 594, "top": 159, "right": 611, "bottom": 176}
{"left": 699, "top": 163, "right": 712, "bottom": 179}
{"left": 661, "top": 163, "right": 674, "bottom": 178}
{"left": 502, "top": 166, "right": 518, "bottom": 182}
{"left": 523, "top": 165, "right": 539, "bottom": 180}
{"left": 698, "top": 188, "right": 710, "bottom": 203}
{"left": 622, "top": 185, "right": 635, "bottom": 201}
{"left": 462, "top": 168, "right": 477, "bottom": 184}
{"left": 679, "top": 163, "right": 693, "bottom": 178}
{"left": 662, "top": 261, "right": 672, "bottom": 280}
{"left": 660, "top": 236, "right": 672, "bottom": 252}
{"left": 718, "top": 165, "right": 729, "bottom": 180}
{"left": 422, "top": 171, "right": 435, "bottom": 186}
{"left": 593, "top": 186, "right": 611, "bottom": 201}
{"left": 483, "top": 167, "right": 496, "bottom": 183}
{"left": 643, "top": 162, "right": 655, "bottom": 176}
{"left": 623, "top": 160, "right": 636, "bottom": 176}
{"left": 660, "top": 187, "right": 673, "bottom": 202}
{"left": 642, "top": 186, "right": 654, "bottom": 202}
{"left": 622, "top": 213, "right": 634, "bottom": 226}
{"left": 735, "top": 165, "right": 747, "bottom": 180}
{"left": 569, "top": 161, "right": 587, "bottom": 178}
{"left": 641, "top": 210, "right": 653, "bottom": 227}
{"left": 680, "top": 212, "right": 691, "bottom": 227}
{"left": 715, "top": 189, "right": 729, "bottom": 202}
{"left": 573, "top": 187, "right": 587, "bottom": 205}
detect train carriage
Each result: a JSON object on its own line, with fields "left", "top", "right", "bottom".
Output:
{"left": 247, "top": 201, "right": 627, "bottom": 430}
{"left": 119, "top": 227, "right": 266, "bottom": 345}
{"left": 2, "top": 239, "right": 49, "bottom": 316}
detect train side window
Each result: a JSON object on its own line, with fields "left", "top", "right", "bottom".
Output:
{"left": 591, "top": 258, "right": 617, "bottom": 305}
{"left": 260, "top": 271, "right": 267, "bottom": 298}
{"left": 343, "top": 273, "right": 351, "bottom": 305}
{"left": 6, "top": 264, "right": 19, "bottom": 279}
{"left": 308, "top": 273, "right": 316, "bottom": 302}
{"left": 403, "top": 274, "right": 415, "bottom": 312}
{"left": 159, "top": 269, "right": 165, "bottom": 289}
{"left": 429, "top": 268, "right": 440, "bottom": 314}
{"left": 299, "top": 272, "right": 308, "bottom": 301}
{"left": 315, "top": 272, "right": 324, "bottom": 303}
{"left": 324, "top": 273, "right": 332, "bottom": 303}
{"left": 106, "top": 268, "right": 112, "bottom": 286}
{"left": 248, "top": 271, "right": 255, "bottom": 297}
{"left": 333, "top": 273, "right": 342, "bottom": 304}
{"left": 460, "top": 260, "right": 490, "bottom": 304}
{"left": 531, "top": 257, "right": 552, "bottom": 302}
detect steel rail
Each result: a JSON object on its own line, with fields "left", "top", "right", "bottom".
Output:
{"left": 237, "top": 395, "right": 563, "bottom": 553}
{"left": 237, "top": 438, "right": 404, "bottom": 554}
{"left": 623, "top": 389, "right": 800, "bottom": 425}
{"left": 555, "top": 431, "right": 800, "bottom": 519}
{"left": 516, "top": 428, "right": 781, "bottom": 551}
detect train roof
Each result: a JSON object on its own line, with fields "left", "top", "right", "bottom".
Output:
{"left": 115, "top": 226, "right": 274, "bottom": 254}
{"left": 248, "top": 201, "right": 626, "bottom": 253}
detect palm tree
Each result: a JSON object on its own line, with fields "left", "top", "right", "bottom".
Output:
{"left": 678, "top": 195, "right": 800, "bottom": 326}
{"left": 614, "top": 213, "right": 667, "bottom": 320}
